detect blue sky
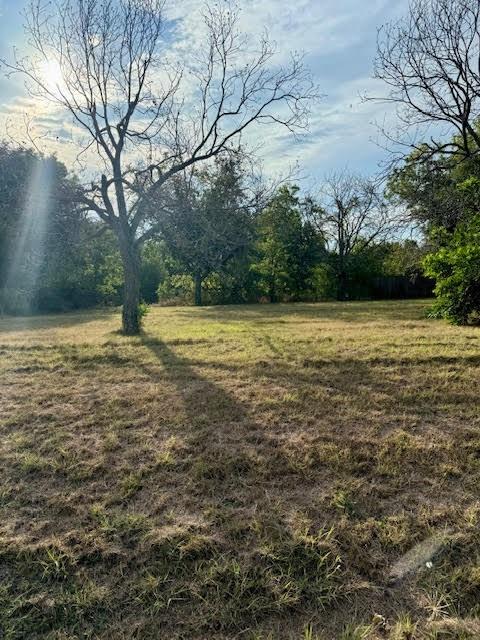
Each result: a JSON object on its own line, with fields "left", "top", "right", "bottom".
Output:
{"left": 0, "top": 0, "right": 409, "bottom": 183}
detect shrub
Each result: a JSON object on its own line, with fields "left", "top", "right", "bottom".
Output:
{"left": 157, "top": 274, "right": 193, "bottom": 306}
{"left": 137, "top": 301, "right": 150, "bottom": 327}
{"left": 424, "top": 216, "right": 480, "bottom": 324}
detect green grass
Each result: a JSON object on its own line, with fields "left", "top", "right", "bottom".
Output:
{"left": 0, "top": 300, "right": 479, "bottom": 639}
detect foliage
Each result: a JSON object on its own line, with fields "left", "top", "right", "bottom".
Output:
{"left": 157, "top": 274, "right": 195, "bottom": 306}
{"left": 0, "top": 144, "right": 430, "bottom": 314}
{"left": 46, "top": 226, "right": 124, "bottom": 310}
{"left": 309, "top": 241, "right": 426, "bottom": 302}
{"left": 376, "top": 0, "right": 480, "bottom": 320}
{"left": 424, "top": 216, "right": 480, "bottom": 324}
{"left": 383, "top": 240, "right": 429, "bottom": 278}
{"left": 341, "top": 242, "right": 391, "bottom": 299}
{"left": 315, "top": 172, "right": 398, "bottom": 300}
{"left": 390, "top": 131, "right": 480, "bottom": 323}
{"left": 253, "top": 185, "right": 324, "bottom": 302}
{"left": 203, "top": 253, "right": 260, "bottom": 305}
{"left": 140, "top": 241, "right": 167, "bottom": 304}
{"left": 0, "top": 144, "right": 125, "bottom": 314}
{"left": 387, "top": 144, "right": 480, "bottom": 233}
{"left": 137, "top": 301, "right": 150, "bottom": 327}
{"left": 156, "top": 156, "right": 256, "bottom": 305}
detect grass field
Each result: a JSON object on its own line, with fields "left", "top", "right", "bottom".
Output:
{"left": 1, "top": 300, "right": 480, "bottom": 639}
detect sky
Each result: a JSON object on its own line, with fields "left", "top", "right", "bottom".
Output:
{"left": 0, "top": 0, "right": 409, "bottom": 186}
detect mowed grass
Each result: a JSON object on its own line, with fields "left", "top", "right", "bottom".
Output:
{"left": 1, "top": 300, "right": 480, "bottom": 639}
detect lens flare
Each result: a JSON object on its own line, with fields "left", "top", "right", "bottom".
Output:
{"left": 3, "top": 157, "right": 55, "bottom": 314}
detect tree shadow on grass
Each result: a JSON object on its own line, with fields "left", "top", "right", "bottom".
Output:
{"left": 133, "top": 332, "right": 469, "bottom": 627}
{"left": 139, "top": 332, "right": 250, "bottom": 431}
{"left": 3, "top": 330, "right": 476, "bottom": 635}
{"left": 133, "top": 340, "right": 479, "bottom": 444}
{"left": 135, "top": 333, "right": 287, "bottom": 524}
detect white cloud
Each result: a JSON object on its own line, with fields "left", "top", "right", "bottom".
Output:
{"left": 162, "top": 0, "right": 408, "bottom": 181}
{"left": 0, "top": 0, "right": 410, "bottom": 181}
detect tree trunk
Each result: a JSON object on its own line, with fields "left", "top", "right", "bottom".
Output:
{"left": 119, "top": 233, "right": 142, "bottom": 335}
{"left": 337, "top": 246, "right": 347, "bottom": 301}
{"left": 337, "top": 270, "right": 347, "bottom": 301}
{"left": 269, "top": 274, "right": 277, "bottom": 303}
{"left": 194, "top": 273, "right": 203, "bottom": 306}
{"left": 270, "top": 285, "right": 277, "bottom": 303}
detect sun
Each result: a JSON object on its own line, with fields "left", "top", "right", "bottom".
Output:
{"left": 39, "top": 58, "right": 65, "bottom": 97}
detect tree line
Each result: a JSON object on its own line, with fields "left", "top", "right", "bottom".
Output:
{"left": 0, "top": 143, "right": 428, "bottom": 314}
{"left": 1, "top": 0, "right": 479, "bottom": 327}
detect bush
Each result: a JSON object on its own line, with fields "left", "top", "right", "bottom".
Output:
{"left": 34, "top": 287, "right": 100, "bottom": 312}
{"left": 0, "top": 287, "right": 33, "bottom": 315}
{"left": 305, "top": 264, "right": 336, "bottom": 301}
{"left": 157, "top": 275, "right": 194, "bottom": 306}
{"left": 0, "top": 286, "right": 101, "bottom": 315}
{"left": 137, "top": 301, "right": 150, "bottom": 327}
{"left": 424, "top": 216, "right": 480, "bottom": 324}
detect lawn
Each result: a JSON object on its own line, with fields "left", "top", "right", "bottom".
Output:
{"left": 1, "top": 300, "right": 479, "bottom": 639}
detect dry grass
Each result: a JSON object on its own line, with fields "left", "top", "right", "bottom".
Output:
{"left": 0, "top": 300, "right": 479, "bottom": 639}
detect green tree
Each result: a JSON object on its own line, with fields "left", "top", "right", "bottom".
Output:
{"left": 0, "top": 142, "right": 129, "bottom": 314}
{"left": 254, "top": 185, "right": 324, "bottom": 302}
{"left": 157, "top": 156, "right": 256, "bottom": 306}
{"left": 389, "top": 134, "right": 480, "bottom": 322}
{"left": 387, "top": 147, "right": 480, "bottom": 233}
{"left": 383, "top": 240, "right": 429, "bottom": 278}
{"left": 36, "top": 225, "right": 124, "bottom": 312}
{"left": 0, "top": 143, "right": 85, "bottom": 313}
{"left": 202, "top": 251, "right": 261, "bottom": 305}
{"left": 424, "top": 215, "right": 480, "bottom": 324}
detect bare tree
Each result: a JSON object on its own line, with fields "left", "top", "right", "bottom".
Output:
{"left": 374, "top": 0, "right": 480, "bottom": 164}
{"left": 314, "top": 172, "right": 398, "bottom": 300}
{"left": 1, "top": 0, "right": 316, "bottom": 334}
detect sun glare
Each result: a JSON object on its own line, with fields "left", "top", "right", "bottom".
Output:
{"left": 39, "top": 58, "right": 65, "bottom": 97}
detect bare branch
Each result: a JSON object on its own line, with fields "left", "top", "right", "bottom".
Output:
{"left": 372, "top": 0, "right": 480, "bottom": 164}
{"left": 0, "top": 0, "right": 316, "bottom": 333}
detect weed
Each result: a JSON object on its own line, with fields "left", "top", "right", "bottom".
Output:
{"left": 37, "top": 547, "right": 73, "bottom": 581}
{"left": 331, "top": 489, "right": 356, "bottom": 517}
{"left": 17, "top": 451, "right": 51, "bottom": 474}
{"left": 90, "top": 504, "right": 150, "bottom": 545}
{"left": 303, "top": 624, "right": 324, "bottom": 640}
{"left": 389, "top": 614, "right": 417, "bottom": 639}
{"left": 119, "top": 471, "right": 143, "bottom": 499}
{"left": 340, "top": 624, "right": 374, "bottom": 640}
